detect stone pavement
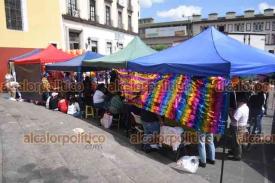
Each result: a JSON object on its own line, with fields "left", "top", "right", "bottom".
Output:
{"left": 0, "top": 94, "right": 208, "bottom": 183}
{"left": 0, "top": 93, "right": 274, "bottom": 183}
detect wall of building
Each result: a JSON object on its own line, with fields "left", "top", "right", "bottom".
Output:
{"left": 0, "top": 0, "right": 63, "bottom": 48}
{"left": 60, "top": 0, "right": 139, "bottom": 54}
{"left": 139, "top": 19, "right": 189, "bottom": 48}
{"left": 228, "top": 34, "right": 266, "bottom": 50}
{"left": 63, "top": 19, "right": 135, "bottom": 55}
{"left": 192, "top": 13, "right": 275, "bottom": 52}
{"left": 60, "top": 0, "right": 139, "bottom": 33}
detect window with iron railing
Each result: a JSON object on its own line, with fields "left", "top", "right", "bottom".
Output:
{"left": 118, "top": 43, "right": 123, "bottom": 50}
{"left": 91, "top": 40, "right": 98, "bottom": 53}
{"left": 105, "top": 5, "right": 111, "bottom": 25}
{"left": 118, "top": 11, "right": 123, "bottom": 29}
{"left": 67, "top": 0, "right": 80, "bottom": 17}
{"left": 5, "top": 0, "right": 23, "bottom": 30}
{"left": 128, "top": 15, "right": 132, "bottom": 31}
{"left": 89, "top": 0, "right": 96, "bottom": 21}
{"left": 106, "top": 42, "right": 112, "bottom": 54}
{"left": 69, "top": 31, "right": 80, "bottom": 49}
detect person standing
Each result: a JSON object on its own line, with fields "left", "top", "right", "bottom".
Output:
{"left": 41, "top": 73, "right": 51, "bottom": 104}
{"left": 248, "top": 91, "right": 265, "bottom": 134}
{"left": 198, "top": 133, "right": 215, "bottom": 167}
{"left": 229, "top": 93, "right": 249, "bottom": 161}
{"left": 83, "top": 76, "right": 92, "bottom": 106}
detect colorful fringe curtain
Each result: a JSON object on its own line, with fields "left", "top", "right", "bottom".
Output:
{"left": 118, "top": 70, "right": 228, "bottom": 134}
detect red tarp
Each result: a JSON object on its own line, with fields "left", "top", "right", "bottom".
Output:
{"left": 14, "top": 45, "right": 74, "bottom": 64}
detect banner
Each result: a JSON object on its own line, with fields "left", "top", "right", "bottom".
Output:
{"left": 118, "top": 70, "right": 228, "bottom": 134}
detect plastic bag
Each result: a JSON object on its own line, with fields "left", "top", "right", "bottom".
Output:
{"left": 100, "top": 113, "right": 113, "bottom": 128}
{"left": 175, "top": 156, "right": 199, "bottom": 173}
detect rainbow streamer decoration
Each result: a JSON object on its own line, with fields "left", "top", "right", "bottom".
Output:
{"left": 117, "top": 70, "right": 228, "bottom": 134}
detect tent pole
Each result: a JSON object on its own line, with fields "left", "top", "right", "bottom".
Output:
{"left": 220, "top": 127, "right": 227, "bottom": 183}
{"left": 220, "top": 89, "right": 231, "bottom": 183}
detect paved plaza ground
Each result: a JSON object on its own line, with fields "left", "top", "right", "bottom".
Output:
{"left": 0, "top": 93, "right": 274, "bottom": 183}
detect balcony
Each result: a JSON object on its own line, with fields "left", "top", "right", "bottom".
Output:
{"left": 128, "top": 25, "right": 133, "bottom": 32}
{"left": 89, "top": 15, "right": 99, "bottom": 23}
{"left": 105, "top": 20, "right": 114, "bottom": 27}
{"left": 118, "top": 22, "right": 124, "bottom": 29}
{"left": 67, "top": 8, "right": 80, "bottom": 18}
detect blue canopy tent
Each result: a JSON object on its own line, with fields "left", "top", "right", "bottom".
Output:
{"left": 128, "top": 27, "right": 275, "bottom": 76}
{"left": 46, "top": 51, "right": 103, "bottom": 72}
{"left": 128, "top": 27, "right": 275, "bottom": 183}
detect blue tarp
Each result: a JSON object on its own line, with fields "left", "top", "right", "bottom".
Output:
{"left": 9, "top": 49, "right": 42, "bottom": 62}
{"left": 128, "top": 27, "right": 275, "bottom": 76}
{"left": 46, "top": 51, "right": 103, "bottom": 72}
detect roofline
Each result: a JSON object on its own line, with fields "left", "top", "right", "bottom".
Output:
{"left": 139, "top": 20, "right": 190, "bottom": 28}
{"left": 139, "top": 13, "right": 275, "bottom": 27}
{"left": 227, "top": 32, "right": 266, "bottom": 35}
{"left": 193, "top": 14, "right": 275, "bottom": 24}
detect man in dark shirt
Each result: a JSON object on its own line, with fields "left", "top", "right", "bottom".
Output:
{"left": 248, "top": 92, "right": 265, "bottom": 134}
{"left": 141, "top": 109, "right": 162, "bottom": 152}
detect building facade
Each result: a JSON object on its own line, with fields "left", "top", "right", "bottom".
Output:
{"left": 0, "top": 0, "right": 63, "bottom": 48}
{"left": 0, "top": 0, "right": 63, "bottom": 91}
{"left": 192, "top": 9, "right": 275, "bottom": 53}
{"left": 60, "top": 0, "right": 139, "bottom": 55}
{"left": 139, "top": 18, "right": 190, "bottom": 49}
{"left": 139, "top": 9, "right": 275, "bottom": 53}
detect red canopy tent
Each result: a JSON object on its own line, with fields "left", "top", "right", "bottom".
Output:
{"left": 14, "top": 45, "right": 73, "bottom": 64}
{"left": 13, "top": 45, "right": 74, "bottom": 101}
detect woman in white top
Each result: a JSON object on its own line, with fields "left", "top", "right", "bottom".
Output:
{"left": 93, "top": 84, "right": 106, "bottom": 109}
{"left": 67, "top": 97, "right": 81, "bottom": 117}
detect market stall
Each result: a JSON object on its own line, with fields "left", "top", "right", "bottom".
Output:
{"left": 128, "top": 27, "right": 275, "bottom": 76}
{"left": 126, "top": 26, "right": 275, "bottom": 182}
{"left": 46, "top": 51, "right": 103, "bottom": 72}
{"left": 8, "top": 49, "right": 42, "bottom": 81}
{"left": 83, "top": 37, "right": 156, "bottom": 69}
{"left": 13, "top": 45, "right": 74, "bottom": 101}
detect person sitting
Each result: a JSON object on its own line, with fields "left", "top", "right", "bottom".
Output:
{"left": 58, "top": 94, "right": 69, "bottom": 113}
{"left": 67, "top": 97, "right": 81, "bottom": 117}
{"left": 141, "top": 109, "right": 162, "bottom": 153}
{"left": 93, "top": 84, "right": 106, "bottom": 109}
{"left": 49, "top": 93, "right": 59, "bottom": 111}
{"left": 108, "top": 92, "right": 124, "bottom": 115}
{"left": 229, "top": 92, "right": 249, "bottom": 161}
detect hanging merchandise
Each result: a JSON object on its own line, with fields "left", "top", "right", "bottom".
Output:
{"left": 118, "top": 70, "right": 228, "bottom": 134}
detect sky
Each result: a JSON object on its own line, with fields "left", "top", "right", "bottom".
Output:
{"left": 140, "top": 0, "right": 275, "bottom": 22}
